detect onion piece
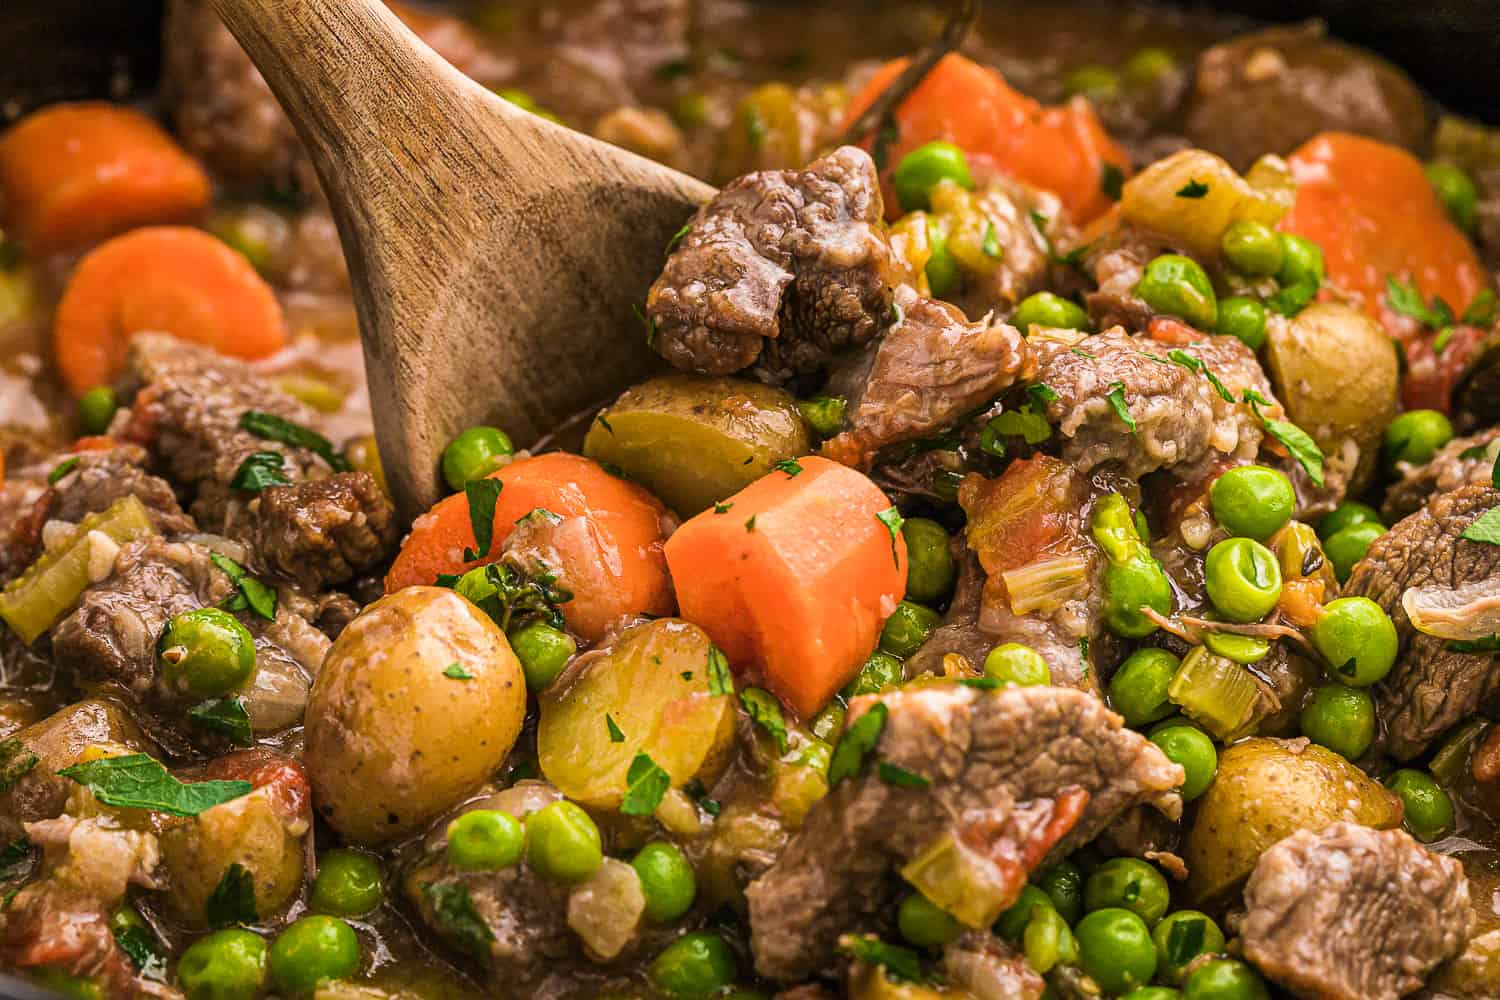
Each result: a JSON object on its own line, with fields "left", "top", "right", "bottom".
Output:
{"left": 567, "top": 858, "right": 645, "bottom": 960}
{"left": 1403, "top": 579, "right": 1500, "bottom": 641}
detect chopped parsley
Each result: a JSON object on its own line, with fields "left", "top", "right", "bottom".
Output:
{"left": 740, "top": 688, "right": 788, "bottom": 753}
{"left": 516, "top": 507, "right": 561, "bottom": 527}
{"left": 59, "top": 754, "right": 250, "bottom": 817}
{"left": 1175, "top": 179, "right": 1209, "bottom": 198}
{"left": 1462, "top": 288, "right": 1497, "bottom": 327}
{"left": 620, "top": 751, "right": 671, "bottom": 817}
{"left": 209, "top": 551, "right": 277, "bottom": 621}
{"left": 1027, "top": 383, "right": 1061, "bottom": 405}
{"left": 1385, "top": 275, "right": 1455, "bottom": 330}
{"left": 744, "top": 515, "right": 757, "bottom": 532}
{"left": 829, "top": 703, "right": 888, "bottom": 786}
{"left": 706, "top": 646, "right": 733, "bottom": 696}
{"left": 839, "top": 935, "right": 927, "bottom": 983}
{"left": 959, "top": 676, "right": 1001, "bottom": 690}
{"left": 1167, "top": 349, "right": 1235, "bottom": 402}
{"left": 606, "top": 714, "right": 625, "bottom": 743}
{"left": 772, "top": 458, "right": 803, "bottom": 478}
{"left": 982, "top": 222, "right": 1002, "bottom": 259}
{"left": 1070, "top": 347, "right": 1097, "bottom": 359}
{"left": 877, "top": 762, "right": 931, "bottom": 789}
{"left": 1105, "top": 381, "right": 1136, "bottom": 433}
{"left": 1241, "top": 389, "right": 1325, "bottom": 487}
{"left": 442, "top": 561, "right": 571, "bottom": 631}
{"left": 461, "top": 478, "right": 505, "bottom": 561}
{"left": 713, "top": 501, "right": 733, "bottom": 514}
{"left": 988, "top": 403, "right": 1052, "bottom": 445}
{"left": 186, "top": 698, "right": 253, "bottom": 746}
{"left": 875, "top": 507, "right": 905, "bottom": 569}
{"left": 47, "top": 457, "right": 80, "bottom": 485}
{"left": 443, "top": 662, "right": 474, "bottom": 681}
{"left": 239, "top": 411, "right": 349, "bottom": 471}
{"left": 871, "top": 114, "right": 900, "bottom": 173}
{"left": 229, "top": 451, "right": 289, "bottom": 493}
{"left": 665, "top": 221, "right": 692, "bottom": 257}
{"left": 425, "top": 882, "right": 495, "bottom": 959}
{"left": 1028, "top": 211, "right": 1090, "bottom": 270}
{"left": 594, "top": 414, "right": 614, "bottom": 435}
{"left": 632, "top": 303, "right": 656, "bottom": 346}
{"left": 745, "top": 105, "right": 767, "bottom": 149}
{"left": 1099, "top": 163, "right": 1125, "bottom": 202}
{"left": 206, "top": 863, "right": 258, "bottom": 929}
{"left": 113, "top": 916, "right": 167, "bottom": 981}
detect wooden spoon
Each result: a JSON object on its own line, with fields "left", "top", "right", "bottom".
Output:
{"left": 204, "top": 0, "right": 714, "bottom": 518}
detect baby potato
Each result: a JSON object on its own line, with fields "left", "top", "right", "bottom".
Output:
{"left": 537, "top": 618, "right": 736, "bottom": 810}
{"left": 1120, "top": 148, "right": 1292, "bottom": 260}
{"left": 305, "top": 587, "right": 526, "bottom": 845}
{"left": 582, "top": 374, "right": 810, "bottom": 516}
{"left": 1184, "top": 737, "right": 1401, "bottom": 907}
{"left": 159, "top": 785, "right": 305, "bottom": 924}
{"left": 1265, "top": 303, "right": 1398, "bottom": 493}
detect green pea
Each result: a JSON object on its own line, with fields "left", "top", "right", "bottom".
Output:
{"left": 1425, "top": 161, "right": 1478, "bottom": 233}
{"left": 1182, "top": 958, "right": 1270, "bottom": 1000}
{"left": 1023, "top": 903, "right": 1079, "bottom": 974}
{"left": 1062, "top": 65, "right": 1120, "bottom": 102}
{"left": 1108, "top": 648, "right": 1180, "bottom": 727}
{"left": 28, "top": 970, "right": 103, "bottom": 1000}
{"left": 1299, "top": 684, "right": 1376, "bottom": 760}
{"left": 1311, "top": 596, "right": 1398, "bottom": 686}
{"left": 1035, "top": 860, "right": 1085, "bottom": 924}
{"left": 1219, "top": 220, "right": 1284, "bottom": 277}
{"left": 1323, "top": 522, "right": 1385, "bottom": 584}
{"left": 507, "top": 620, "right": 576, "bottom": 692}
{"left": 1385, "top": 769, "right": 1456, "bottom": 843}
{"left": 647, "top": 932, "right": 738, "bottom": 999}
{"left": 157, "top": 607, "right": 256, "bottom": 698}
{"left": 78, "top": 386, "right": 119, "bottom": 436}
{"left": 1122, "top": 47, "right": 1178, "bottom": 88}
{"left": 1383, "top": 409, "right": 1455, "bottom": 470}
{"left": 1103, "top": 555, "right": 1174, "bottom": 638}
{"left": 1011, "top": 291, "right": 1091, "bottom": 336}
{"left": 268, "top": 916, "right": 360, "bottom": 996}
{"left": 1153, "top": 910, "right": 1226, "bottom": 985}
{"left": 901, "top": 518, "right": 956, "bottom": 603}
{"left": 1201, "top": 630, "right": 1270, "bottom": 665}
{"left": 1276, "top": 234, "right": 1326, "bottom": 289}
{"left": 1083, "top": 858, "right": 1170, "bottom": 926}
{"left": 893, "top": 141, "right": 975, "bottom": 212}
{"left": 309, "top": 849, "right": 383, "bottom": 917}
{"left": 1075, "top": 908, "right": 1158, "bottom": 995}
{"left": 447, "top": 809, "right": 525, "bottom": 871}
{"left": 632, "top": 841, "right": 697, "bottom": 924}
{"left": 897, "top": 892, "right": 964, "bottom": 948}
{"left": 441, "top": 426, "right": 514, "bottom": 492}
{"left": 925, "top": 220, "right": 963, "bottom": 299}
{"left": 1136, "top": 254, "right": 1218, "bottom": 331}
{"left": 1149, "top": 722, "right": 1218, "bottom": 802}
{"left": 525, "top": 801, "right": 603, "bottom": 884}
{"left": 797, "top": 395, "right": 847, "bottom": 439}
{"left": 843, "top": 651, "right": 903, "bottom": 698}
{"left": 1316, "top": 501, "right": 1382, "bottom": 540}
{"left": 995, "top": 884, "right": 1054, "bottom": 941}
{"left": 1124, "top": 990, "right": 1182, "bottom": 1000}
{"left": 177, "top": 929, "right": 268, "bottom": 1000}
{"left": 879, "top": 600, "right": 942, "bottom": 659}
{"left": 1209, "top": 465, "right": 1293, "bottom": 540}
{"left": 1203, "top": 538, "right": 1282, "bottom": 622}
{"left": 1215, "top": 296, "right": 1267, "bottom": 351}
{"left": 983, "top": 643, "right": 1051, "bottom": 687}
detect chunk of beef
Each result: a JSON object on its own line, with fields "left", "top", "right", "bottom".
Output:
{"left": 47, "top": 445, "right": 196, "bottom": 536}
{"left": 745, "top": 685, "right": 1183, "bottom": 981}
{"left": 820, "top": 286, "right": 1032, "bottom": 469}
{"left": 1031, "top": 329, "right": 1272, "bottom": 482}
{"left": 1084, "top": 225, "right": 1180, "bottom": 333}
{"left": 0, "top": 883, "right": 163, "bottom": 1000}
{"left": 1183, "top": 23, "right": 1427, "bottom": 172}
{"left": 1344, "top": 484, "right": 1500, "bottom": 758}
{"left": 941, "top": 933, "right": 1046, "bottom": 1000}
{"left": 956, "top": 172, "right": 1076, "bottom": 318}
{"left": 1240, "top": 823, "right": 1472, "bottom": 1000}
{"left": 1384, "top": 428, "right": 1500, "bottom": 522}
{"left": 647, "top": 146, "right": 894, "bottom": 382}
{"left": 125, "top": 334, "right": 397, "bottom": 589}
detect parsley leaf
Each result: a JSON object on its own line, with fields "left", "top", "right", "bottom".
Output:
{"left": 988, "top": 403, "right": 1052, "bottom": 445}
{"left": 229, "top": 451, "right": 289, "bottom": 493}
{"left": 1462, "top": 505, "right": 1500, "bottom": 546}
{"left": 606, "top": 714, "right": 625, "bottom": 743}
{"left": 425, "top": 881, "right": 495, "bottom": 959}
{"left": 982, "top": 222, "right": 1002, "bottom": 259}
{"left": 594, "top": 414, "right": 614, "bottom": 435}
{"left": 877, "top": 762, "right": 931, "bottom": 788}
{"left": 665, "top": 221, "right": 692, "bottom": 257}
{"left": 839, "top": 935, "right": 927, "bottom": 984}
{"left": 620, "top": 751, "right": 671, "bottom": 816}
{"left": 206, "top": 863, "right": 258, "bottom": 929}
{"left": 713, "top": 501, "right": 733, "bottom": 514}
{"left": 446, "top": 561, "right": 572, "bottom": 631}
{"left": 875, "top": 507, "right": 905, "bottom": 570}
{"left": 0, "top": 740, "right": 38, "bottom": 793}
{"left": 1462, "top": 289, "right": 1497, "bottom": 328}
{"left": 239, "top": 411, "right": 349, "bottom": 471}
{"left": 632, "top": 303, "right": 657, "bottom": 347}
{"left": 1167, "top": 349, "right": 1235, "bottom": 402}
{"left": 1175, "top": 179, "right": 1209, "bottom": 199}
{"left": 772, "top": 458, "right": 803, "bottom": 478}
{"left": 1385, "top": 276, "right": 1455, "bottom": 330}
{"left": 113, "top": 917, "right": 167, "bottom": 981}
{"left": 1493, "top": 451, "right": 1500, "bottom": 490}
{"left": 706, "top": 646, "right": 733, "bottom": 696}
{"left": 1027, "top": 383, "right": 1061, "bottom": 405}
{"left": 829, "top": 703, "right": 888, "bottom": 786}
{"left": 1099, "top": 163, "right": 1124, "bottom": 202}
{"left": 740, "top": 688, "right": 788, "bottom": 753}
{"left": 443, "top": 662, "right": 474, "bottom": 680}
{"left": 1105, "top": 381, "right": 1136, "bottom": 433}
{"left": 1241, "top": 390, "right": 1325, "bottom": 487}
{"left": 47, "top": 457, "right": 80, "bottom": 485}
{"left": 959, "top": 676, "right": 1001, "bottom": 690}
{"left": 462, "top": 478, "right": 505, "bottom": 562}
{"left": 744, "top": 515, "right": 757, "bottom": 532}
{"left": 187, "top": 698, "right": 253, "bottom": 746}
{"left": 1165, "top": 915, "right": 1207, "bottom": 965}
{"left": 59, "top": 754, "right": 250, "bottom": 817}
{"left": 1460, "top": 442, "right": 1495, "bottom": 461}
{"left": 209, "top": 552, "right": 277, "bottom": 620}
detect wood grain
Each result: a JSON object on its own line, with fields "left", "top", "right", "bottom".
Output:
{"left": 205, "top": 0, "right": 714, "bottom": 517}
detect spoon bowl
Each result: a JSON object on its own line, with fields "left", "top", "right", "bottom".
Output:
{"left": 205, "top": 0, "right": 715, "bottom": 517}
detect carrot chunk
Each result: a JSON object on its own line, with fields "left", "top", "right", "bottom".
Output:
{"left": 52, "top": 226, "right": 287, "bottom": 396}
{"left": 0, "top": 103, "right": 211, "bottom": 253}
{"left": 664, "top": 456, "right": 906, "bottom": 718}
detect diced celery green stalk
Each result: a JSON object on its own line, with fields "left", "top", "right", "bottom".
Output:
{"left": 899, "top": 830, "right": 1012, "bottom": 929}
{"left": 1167, "top": 646, "right": 1260, "bottom": 740}
{"left": 0, "top": 496, "right": 155, "bottom": 643}
{"left": 1000, "top": 554, "right": 1091, "bottom": 615}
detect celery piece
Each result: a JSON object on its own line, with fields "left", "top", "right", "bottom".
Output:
{"left": 899, "top": 830, "right": 1011, "bottom": 930}
{"left": 1167, "top": 647, "right": 1260, "bottom": 740}
{"left": 1000, "top": 554, "right": 1092, "bottom": 615}
{"left": 0, "top": 496, "right": 154, "bottom": 643}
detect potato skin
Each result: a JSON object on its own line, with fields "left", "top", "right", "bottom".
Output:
{"left": 583, "top": 374, "right": 810, "bottom": 516}
{"left": 1184, "top": 737, "right": 1401, "bottom": 907}
{"left": 305, "top": 587, "right": 526, "bottom": 845}
{"left": 1265, "top": 303, "right": 1398, "bottom": 494}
